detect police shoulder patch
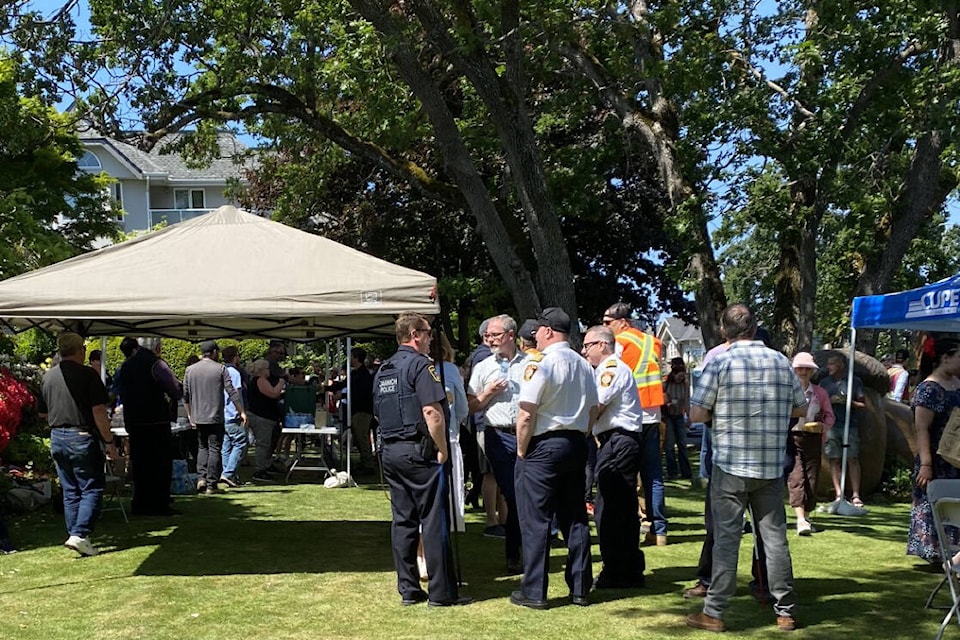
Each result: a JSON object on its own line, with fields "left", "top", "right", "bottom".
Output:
{"left": 427, "top": 364, "right": 441, "bottom": 383}
{"left": 600, "top": 371, "right": 615, "bottom": 388}
{"left": 523, "top": 363, "right": 539, "bottom": 381}
{"left": 527, "top": 352, "right": 544, "bottom": 362}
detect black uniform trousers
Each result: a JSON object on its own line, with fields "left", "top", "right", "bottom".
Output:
{"left": 381, "top": 440, "right": 459, "bottom": 603}
{"left": 127, "top": 422, "right": 174, "bottom": 514}
{"left": 594, "top": 428, "right": 645, "bottom": 586}
{"left": 515, "top": 430, "right": 592, "bottom": 601}
{"left": 484, "top": 426, "right": 521, "bottom": 563}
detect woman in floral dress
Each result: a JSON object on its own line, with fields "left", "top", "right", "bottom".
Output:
{"left": 907, "top": 338, "right": 960, "bottom": 562}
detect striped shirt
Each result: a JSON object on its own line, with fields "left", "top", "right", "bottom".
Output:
{"left": 691, "top": 340, "right": 806, "bottom": 479}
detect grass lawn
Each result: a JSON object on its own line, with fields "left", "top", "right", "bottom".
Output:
{"left": 0, "top": 466, "right": 949, "bottom": 640}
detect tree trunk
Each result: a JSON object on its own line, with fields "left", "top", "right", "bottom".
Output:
{"left": 350, "top": 0, "right": 543, "bottom": 321}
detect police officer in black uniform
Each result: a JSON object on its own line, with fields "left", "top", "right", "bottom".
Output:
{"left": 374, "top": 312, "right": 471, "bottom": 607}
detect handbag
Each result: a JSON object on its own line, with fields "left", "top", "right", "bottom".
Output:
{"left": 936, "top": 407, "right": 960, "bottom": 468}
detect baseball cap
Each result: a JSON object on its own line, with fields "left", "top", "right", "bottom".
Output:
{"left": 200, "top": 339, "right": 220, "bottom": 354}
{"left": 537, "top": 307, "right": 571, "bottom": 334}
{"left": 518, "top": 319, "right": 538, "bottom": 341}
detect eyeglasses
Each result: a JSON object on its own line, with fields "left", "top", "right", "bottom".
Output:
{"left": 483, "top": 331, "right": 507, "bottom": 339}
{"left": 602, "top": 318, "right": 616, "bottom": 326}
{"left": 582, "top": 340, "right": 605, "bottom": 350}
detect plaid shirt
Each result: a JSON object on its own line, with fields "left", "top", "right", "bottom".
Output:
{"left": 691, "top": 340, "right": 806, "bottom": 480}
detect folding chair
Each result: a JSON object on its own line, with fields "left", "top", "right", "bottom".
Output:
{"left": 102, "top": 457, "right": 129, "bottom": 524}
{"left": 926, "top": 479, "right": 960, "bottom": 640}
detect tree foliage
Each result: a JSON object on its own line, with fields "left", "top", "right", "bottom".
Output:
{"left": 5, "top": 0, "right": 699, "bottom": 335}
{"left": 0, "top": 55, "right": 120, "bottom": 280}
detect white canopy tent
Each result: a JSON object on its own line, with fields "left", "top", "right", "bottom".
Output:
{"left": 0, "top": 205, "right": 441, "bottom": 484}
{"left": 0, "top": 205, "right": 439, "bottom": 340}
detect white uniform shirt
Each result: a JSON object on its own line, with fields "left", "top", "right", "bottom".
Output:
{"left": 593, "top": 354, "right": 642, "bottom": 435}
{"left": 467, "top": 350, "right": 528, "bottom": 427}
{"left": 518, "top": 341, "right": 598, "bottom": 436}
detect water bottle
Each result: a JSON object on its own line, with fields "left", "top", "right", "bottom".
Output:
{"left": 499, "top": 358, "right": 509, "bottom": 380}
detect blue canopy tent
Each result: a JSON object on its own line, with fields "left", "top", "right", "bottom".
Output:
{"left": 829, "top": 274, "right": 960, "bottom": 515}
{"left": 852, "top": 274, "right": 960, "bottom": 332}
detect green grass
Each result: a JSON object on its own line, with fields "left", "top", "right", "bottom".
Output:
{"left": 0, "top": 470, "right": 949, "bottom": 640}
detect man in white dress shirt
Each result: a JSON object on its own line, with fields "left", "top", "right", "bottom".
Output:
{"left": 583, "top": 325, "right": 646, "bottom": 589}
{"left": 510, "top": 308, "right": 598, "bottom": 610}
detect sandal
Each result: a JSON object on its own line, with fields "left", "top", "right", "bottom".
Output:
{"left": 851, "top": 496, "right": 864, "bottom": 508}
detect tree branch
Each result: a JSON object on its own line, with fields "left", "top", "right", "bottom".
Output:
{"left": 144, "top": 83, "right": 463, "bottom": 206}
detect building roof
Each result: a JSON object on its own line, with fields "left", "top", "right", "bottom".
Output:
{"left": 78, "top": 124, "right": 248, "bottom": 182}
{"left": 657, "top": 316, "right": 703, "bottom": 344}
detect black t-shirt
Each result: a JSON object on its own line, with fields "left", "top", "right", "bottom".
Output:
{"left": 39, "top": 360, "right": 110, "bottom": 431}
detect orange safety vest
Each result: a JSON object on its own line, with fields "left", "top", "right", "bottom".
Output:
{"left": 615, "top": 327, "right": 665, "bottom": 410}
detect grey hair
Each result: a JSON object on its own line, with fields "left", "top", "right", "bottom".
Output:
{"left": 478, "top": 317, "right": 491, "bottom": 338}
{"left": 494, "top": 314, "right": 517, "bottom": 334}
{"left": 586, "top": 326, "right": 616, "bottom": 352}
{"left": 138, "top": 337, "right": 162, "bottom": 352}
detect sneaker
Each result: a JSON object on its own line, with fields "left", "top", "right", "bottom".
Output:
{"left": 686, "top": 612, "right": 725, "bottom": 632}
{"left": 64, "top": 535, "right": 99, "bottom": 557}
{"left": 797, "top": 520, "right": 814, "bottom": 536}
{"left": 196, "top": 479, "right": 207, "bottom": 491}
{"left": 777, "top": 616, "right": 797, "bottom": 631}
{"left": 683, "top": 581, "right": 708, "bottom": 599}
{"left": 483, "top": 524, "right": 506, "bottom": 539}
{"left": 205, "top": 485, "right": 222, "bottom": 495}
{"left": 220, "top": 475, "right": 240, "bottom": 488}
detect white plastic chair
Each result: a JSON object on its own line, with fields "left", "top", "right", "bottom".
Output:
{"left": 926, "top": 479, "right": 960, "bottom": 640}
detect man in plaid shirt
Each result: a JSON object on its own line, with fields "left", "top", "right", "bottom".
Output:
{"left": 686, "top": 304, "right": 807, "bottom": 633}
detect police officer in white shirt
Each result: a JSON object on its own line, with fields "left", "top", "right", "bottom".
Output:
{"left": 510, "top": 307, "right": 599, "bottom": 610}
{"left": 467, "top": 314, "right": 528, "bottom": 574}
{"left": 583, "top": 325, "right": 646, "bottom": 590}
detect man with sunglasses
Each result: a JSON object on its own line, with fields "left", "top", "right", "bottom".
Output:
{"left": 602, "top": 302, "right": 669, "bottom": 546}
{"left": 467, "top": 314, "right": 527, "bottom": 574}
{"left": 511, "top": 307, "right": 598, "bottom": 609}
{"left": 374, "top": 312, "right": 471, "bottom": 607}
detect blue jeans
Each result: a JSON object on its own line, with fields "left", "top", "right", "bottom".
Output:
{"left": 484, "top": 427, "right": 521, "bottom": 563}
{"left": 705, "top": 466, "right": 796, "bottom": 619}
{"left": 51, "top": 428, "right": 105, "bottom": 538}
{"left": 221, "top": 420, "right": 248, "bottom": 479}
{"left": 663, "top": 414, "right": 692, "bottom": 478}
{"left": 639, "top": 423, "right": 667, "bottom": 535}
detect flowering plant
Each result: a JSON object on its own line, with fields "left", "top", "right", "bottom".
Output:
{"left": 0, "top": 368, "right": 35, "bottom": 453}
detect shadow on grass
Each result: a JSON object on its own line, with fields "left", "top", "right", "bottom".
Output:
{"left": 133, "top": 516, "right": 394, "bottom": 576}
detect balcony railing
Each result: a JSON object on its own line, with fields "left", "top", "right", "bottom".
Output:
{"left": 147, "top": 208, "right": 212, "bottom": 228}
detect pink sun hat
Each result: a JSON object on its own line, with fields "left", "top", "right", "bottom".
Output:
{"left": 792, "top": 352, "right": 818, "bottom": 370}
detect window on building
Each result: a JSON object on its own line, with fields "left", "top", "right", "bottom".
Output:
{"left": 174, "top": 188, "right": 205, "bottom": 210}
{"left": 111, "top": 183, "right": 123, "bottom": 222}
{"left": 77, "top": 151, "right": 101, "bottom": 169}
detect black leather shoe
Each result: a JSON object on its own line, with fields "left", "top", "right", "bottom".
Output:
{"left": 428, "top": 595, "right": 473, "bottom": 607}
{"left": 401, "top": 591, "right": 428, "bottom": 606}
{"left": 570, "top": 594, "right": 590, "bottom": 607}
{"left": 510, "top": 590, "right": 548, "bottom": 610}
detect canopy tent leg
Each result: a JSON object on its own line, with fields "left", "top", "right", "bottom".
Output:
{"left": 834, "top": 326, "right": 868, "bottom": 517}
